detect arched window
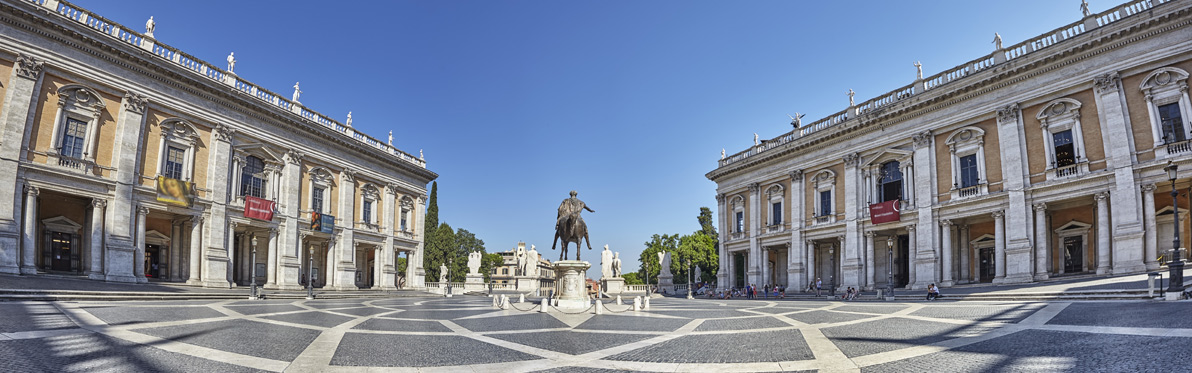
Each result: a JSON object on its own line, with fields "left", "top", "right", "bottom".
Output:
{"left": 241, "top": 156, "right": 266, "bottom": 198}
{"left": 878, "top": 161, "right": 902, "bottom": 202}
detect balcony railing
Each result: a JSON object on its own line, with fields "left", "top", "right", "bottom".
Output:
{"left": 1167, "top": 139, "right": 1192, "bottom": 155}
{"left": 957, "top": 185, "right": 981, "bottom": 198}
{"left": 731, "top": 232, "right": 747, "bottom": 240}
{"left": 815, "top": 215, "right": 834, "bottom": 225}
{"left": 766, "top": 224, "right": 785, "bottom": 234}
{"left": 1056, "top": 164, "right": 1080, "bottom": 178}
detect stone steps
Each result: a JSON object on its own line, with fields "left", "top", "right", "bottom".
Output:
{"left": 0, "top": 288, "right": 439, "bottom": 301}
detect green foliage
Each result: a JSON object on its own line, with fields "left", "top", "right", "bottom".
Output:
{"left": 480, "top": 253, "right": 504, "bottom": 282}
{"left": 698, "top": 207, "right": 719, "bottom": 243}
{"left": 621, "top": 272, "right": 643, "bottom": 285}
{"left": 635, "top": 208, "right": 721, "bottom": 285}
{"left": 638, "top": 234, "right": 678, "bottom": 284}
{"left": 424, "top": 222, "right": 455, "bottom": 282}
{"left": 449, "top": 228, "right": 485, "bottom": 282}
{"left": 425, "top": 181, "right": 439, "bottom": 231}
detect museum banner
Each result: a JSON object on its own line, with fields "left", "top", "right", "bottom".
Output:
{"left": 244, "top": 196, "right": 275, "bottom": 221}
{"left": 155, "top": 176, "right": 193, "bottom": 208}
{"left": 312, "top": 212, "right": 335, "bottom": 234}
{"left": 869, "top": 200, "right": 900, "bottom": 224}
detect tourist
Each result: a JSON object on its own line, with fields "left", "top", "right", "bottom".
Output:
{"left": 926, "top": 283, "right": 939, "bottom": 301}
{"left": 815, "top": 278, "right": 822, "bottom": 297}
{"left": 779, "top": 286, "right": 785, "bottom": 299}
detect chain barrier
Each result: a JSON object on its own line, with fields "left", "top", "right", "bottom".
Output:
{"left": 509, "top": 302, "right": 541, "bottom": 312}
{"left": 550, "top": 303, "right": 596, "bottom": 314}
{"left": 600, "top": 302, "right": 636, "bottom": 313}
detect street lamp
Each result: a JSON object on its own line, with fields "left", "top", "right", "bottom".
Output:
{"left": 1166, "top": 161, "right": 1184, "bottom": 293}
{"left": 249, "top": 234, "right": 259, "bottom": 300}
{"left": 886, "top": 235, "right": 895, "bottom": 300}
{"left": 306, "top": 243, "right": 315, "bottom": 300}
{"left": 686, "top": 258, "right": 693, "bottom": 299}
{"left": 828, "top": 247, "right": 836, "bottom": 297}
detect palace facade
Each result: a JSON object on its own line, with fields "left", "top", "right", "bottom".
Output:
{"left": 708, "top": 0, "right": 1192, "bottom": 291}
{"left": 0, "top": 0, "right": 436, "bottom": 289}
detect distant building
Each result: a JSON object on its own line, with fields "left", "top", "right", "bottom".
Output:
{"left": 490, "top": 242, "right": 555, "bottom": 287}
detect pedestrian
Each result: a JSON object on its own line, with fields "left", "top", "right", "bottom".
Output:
{"left": 815, "top": 278, "right": 822, "bottom": 296}
{"left": 779, "top": 286, "right": 785, "bottom": 299}
{"left": 762, "top": 284, "right": 769, "bottom": 299}
{"left": 927, "top": 283, "right": 939, "bottom": 301}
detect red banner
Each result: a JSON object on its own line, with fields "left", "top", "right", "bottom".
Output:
{"left": 244, "top": 196, "right": 275, "bottom": 221}
{"left": 869, "top": 200, "right": 900, "bottom": 224}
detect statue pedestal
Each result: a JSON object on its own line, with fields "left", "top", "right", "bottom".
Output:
{"left": 515, "top": 276, "right": 539, "bottom": 293}
{"left": 553, "top": 261, "right": 591, "bottom": 310}
{"left": 657, "top": 274, "right": 674, "bottom": 295}
{"left": 601, "top": 277, "right": 625, "bottom": 296}
{"left": 465, "top": 274, "right": 486, "bottom": 292}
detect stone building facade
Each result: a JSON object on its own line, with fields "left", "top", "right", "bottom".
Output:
{"left": 707, "top": 0, "right": 1192, "bottom": 291}
{"left": 0, "top": 0, "right": 437, "bottom": 289}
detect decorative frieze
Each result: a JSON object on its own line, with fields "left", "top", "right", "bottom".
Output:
{"left": 15, "top": 53, "right": 44, "bottom": 80}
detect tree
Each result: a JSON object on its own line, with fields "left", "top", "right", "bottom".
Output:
{"left": 622, "top": 272, "right": 643, "bottom": 285}
{"left": 480, "top": 253, "right": 504, "bottom": 282}
{"left": 674, "top": 232, "right": 717, "bottom": 284}
{"left": 450, "top": 228, "right": 485, "bottom": 282}
{"left": 637, "top": 234, "right": 678, "bottom": 285}
{"left": 425, "top": 181, "right": 438, "bottom": 231}
{"left": 698, "top": 207, "right": 719, "bottom": 243}
{"left": 424, "top": 222, "right": 455, "bottom": 282}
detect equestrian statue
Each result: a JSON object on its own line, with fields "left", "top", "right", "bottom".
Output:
{"left": 552, "top": 190, "right": 594, "bottom": 261}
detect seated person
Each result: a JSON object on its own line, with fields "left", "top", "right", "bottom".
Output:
{"left": 926, "top": 284, "right": 940, "bottom": 300}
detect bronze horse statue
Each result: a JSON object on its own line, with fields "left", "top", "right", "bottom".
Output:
{"left": 552, "top": 191, "right": 594, "bottom": 261}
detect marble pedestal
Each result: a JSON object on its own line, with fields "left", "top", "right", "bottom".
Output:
{"left": 601, "top": 277, "right": 625, "bottom": 296}
{"left": 553, "top": 260, "right": 591, "bottom": 310}
{"left": 657, "top": 274, "right": 674, "bottom": 295}
{"left": 465, "top": 274, "right": 486, "bottom": 291}
{"left": 515, "top": 276, "right": 539, "bottom": 293}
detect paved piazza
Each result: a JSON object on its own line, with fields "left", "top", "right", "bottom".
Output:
{"left": 2, "top": 297, "right": 1191, "bottom": 372}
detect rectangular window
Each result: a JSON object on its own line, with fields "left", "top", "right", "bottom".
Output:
{"left": 1053, "top": 130, "right": 1076, "bottom": 167}
{"left": 1160, "top": 102, "right": 1186, "bottom": 143}
{"left": 400, "top": 210, "right": 408, "bottom": 231}
{"left": 240, "top": 156, "right": 267, "bottom": 198}
{"left": 735, "top": 211, "right": 744, "bottom": 232}
{"left": 311, "top": 187, "right": 324, "bottom": 213}
{"left": 61, "top": 118, "right": 87, "bottom": 159}
{"left": 163, "top": 146, "right": 185, "bottom": 180}
{"left": 959, "top": 154, "right": 979, "bottom": 188}
{"left": 362, "top": 200, "right": 372, "bottom": 224}
{"left": 771, "top": 202, "right": 782, "bottom": 225}
{"left": 820, "top": 190, "right": 832, "bottom": 217}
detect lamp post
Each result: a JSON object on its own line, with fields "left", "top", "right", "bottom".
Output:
{"left": 828, "top": 247, "right": 836, "bottom": 296}
{"left": 249, "top": 234, "right": 259, "bottom": 300}
{"left": 686, "top": 258, "right": 693, "bottom": 299}
{"left": 886, "top": 236, "right": 895, "bottom": 300}
{"left": 1166, "top": 162, "right": 1185, "bottom": 293}
{"left": 306, "top": 243, "right": 314, "bottom": 300}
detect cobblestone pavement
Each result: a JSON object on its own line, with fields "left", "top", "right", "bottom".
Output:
{"left": 2, "top": 296, "right": 1191, "bottom": 372}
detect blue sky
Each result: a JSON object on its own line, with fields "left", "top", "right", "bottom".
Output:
{"left": 74, "top": 0, "right": 1095, "bottom": 278}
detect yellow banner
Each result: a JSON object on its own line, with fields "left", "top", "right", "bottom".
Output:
{"left": 156, "top": 176, "right": 193, "bottom": 208}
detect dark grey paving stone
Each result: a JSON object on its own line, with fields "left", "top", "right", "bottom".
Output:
{"left": 0, "top": 303, "right": 77, "bottom": 332}
{"left": 260, "top": 310, "right": 355, "bottom": 328}
{"left": 575, "top": 315, "right": 689, "bottom": 332}
{"left": 227, "top": 299, "right": 296, "bottom": 306}
{"left": 331, "top": 333, "right": 540, "bottom": 367}
{"left": 394, "top": 309, "right": 497, "bottom": 320}
{"left": 0, "top": 333, "right": 265, "bottom": 373}
{"left": 488, "top": 331, "right": 655, "bottom": 355}
{"left": 453, "top": 313, "right": 569, "bottom": 332}
{"left": 785, "top": 310, "right": 877, "bottom": 325}
{"left": 351, "top": 318, "right": 451, "bottom": 332}
{"left": 133, "top": 319, "right": 319, "bottom": 362}
{"left": 225, "top": 304, "right": 306, "bottom": 315}
{"left": 745, "top": 307, "right": 813, "bottom": 314}
{"left": 832, "top": 305, "right": 911, "bottom": 314}
{"left": 822, "top": 317, "right": 999, "bottom": 358}
{"left": 607, "top": 329, "right": 813, "bottom": 363}
{"left": 302, "top": 303, "right": 365, "bottom": 309}
{"left": 695, "top": 316, "right": 792, "bottom": 331}
{"left": 85, "top": 306, "right": 225, "bottom": 326}
{"left": 79, "top": 300, "right": 220, "bottom": 306}
{"left": 533, "top": 367, "right": 657, "bottom": 373}
{"left": 647, "top": 309, "right": 754, "bottom": 319}
{"left": 1047, "top": 302, "right": 1192, "bottom": 328}
{"left": 910, "top": 304, "right": 1043, "bottom": 323}
{"left": 323, "top": 307, "right": 395, "bottom": 317}
{"left": 862, "top": 329, "right": 1192, "bottom": 372}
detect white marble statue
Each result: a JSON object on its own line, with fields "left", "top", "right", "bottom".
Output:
{"left": 914, "top": 61, "right": 922, "bottom": 80}
{"left": 346, "top": 111, "right": 353, "bottom": 127}
{"left": 1081, "top": 0, "right": 1091, "bottom": 17}
{"left": 848, "top": 89, "right": 856, "bottom": 106}
{"left": 612, "top": 252, "right": 622, "bottom": 278}
{"left": 292, "top": 82, "right": 302, "bottom": 103}
{"left": 515, "top": 245, "right": 527, "bottom": 276}
{"left": 721, "top": 148, "right": 726, "bottom": 159}
{"left": 145, "top": 16, "right": 155, "bottom": 37}
{"left": 753, "top": 133, "right": 759, "bottom": 146}
{"left": 993, "top": 33, "right": 1003, "bottom": 50}
{"left": 439, "top": 263, "right": 448, "bottom": 283}
{"left": 466, "top": 251, "right": 481, "bottom": 275}
{"left": 600, "top": 245, "right": 613, "bottom": 279}
{"left": 658, "top": 251, "right": 673, "bottom": 277}
{"left": 226, "top": 52, "right": 236, "bottom": 73}
{"left": 388, "top": 131, "right": 393, "bottom": 146}
{"left": 419, "top": 149, "right": 424, "bottom": 160}
{"left": 527, "top": 245, "right": 540, "bottom": 277}
{"left": 694, "top": 265, "right": 702, "bottom": 283}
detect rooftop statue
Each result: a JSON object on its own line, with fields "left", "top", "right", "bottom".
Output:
{"left": 292, "top": 82, "right": 302, "bottom": 103}
{"left": 145, "top": 16, "right": 155, "bottom": 37}
{"left": 993, "top": 33, "right": 1003, "bottom": 50}
{"left": 227, "top": 52, "right": 236, "bottom": 73}
{"left": 1081, "top": 0, "right": 1092, "bottom": 17}
{"left": 346, "top": 111, "right": 353, "bottom": 127}
{"left": 552, "top": 190, "right": 594, "bottom": 261}
{"left": 848, "top": 89, "right": 856, "bottom": 106}
{"left": 914, "top": 61, "right": 923, "bottom": 80}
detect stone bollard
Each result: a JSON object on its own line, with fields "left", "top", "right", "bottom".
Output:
{"left": 633, "top": 296, "right": 641, "bottom": 311}
{"left": 540, "top": 298, "right": 549, "bottom": 313}
{"left": 644, "top": 296, "right": 651, "bottom": 310}
{"left": 616, "top": 295, "right": 622, "bottom": 305}
{"left": 500, "top": 295, "right": 510, "bottom": 310}
{"left": 594, "top": 300, "right": 603, "bottom": 315}
{"left": 519, "top": 293, "right": 525, "bottom": 303}
{"left": 492, "top": 295, "right": 499, "bottom": 308}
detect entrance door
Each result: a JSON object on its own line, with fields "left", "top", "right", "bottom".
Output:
{"left": 978, "top": 248, "right": 995, "bottom": 283}
{"left": 734, "top": 253, "right": 745, "bottom": 288}
{"left": 1063, "top": 236, "right": 1083, "bottom": 273}
{"left": 145, "top": 244, "right": 161, "bottom": 278}
{"left": 50, "top": 232, "right": 73, "bottom": 271}
{"left": 896, "top": 234, "right": 910, "bottom": 288}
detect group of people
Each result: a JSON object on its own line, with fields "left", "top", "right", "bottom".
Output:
{"left": 698, "top": 279, "right": 946, "bottom": 301}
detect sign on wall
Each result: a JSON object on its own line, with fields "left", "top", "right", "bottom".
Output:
{"left": 312, "top": 212, "right": 335, "bottom": 234}
{"left": 869, "top": 200, "right": 901, "bottom": 224}
{"left": 155, "top": 176, "right": 193, "bottom": 207}
{"left": 244, "top": 196, "right": 275, "bottom": 221}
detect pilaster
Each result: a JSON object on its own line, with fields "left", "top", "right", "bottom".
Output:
{"left": 911, "top": 131, "right": 937, "bottom": 288}
{"left": 994, "top": 103, "right": 1034, "bottom": 284}
{"left": 0, "top": 54, "right": 44, "bottom": 274}
{"left": 1095, "top": 71, "right": 1146, "bottom": 275}
{"left": 333, "top": 169, "right": 357, "bottom": 290}
{"left": 277, "top": 150, "right": 303, "bottom": 290}
{"left": 1142, "top": 184, "right": 1159, "bottom": 270}
{"left": 1034, "top": 203, "right": 1051, "bottom": 281}
{"left": 842, "top": 154, "right": 863, "bottom": 290}
{"left": 746, "top": 182, "right": 760, "bottom": 286}
{"left": 200, "top": 124, "right": 234, "bottom": 288}
{"left": 787, "top": 170, "right": 805, "bottom": 291}
{"left": 88, "top": 199, "right": 107, "bottom": 280}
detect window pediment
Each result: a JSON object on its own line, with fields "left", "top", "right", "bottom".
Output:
{"left": 1036, "top": 98, "right": 1083, "bottom": 127}
{"left": 1054, "top": 220, "right": 1092, "bottom": 234}
{"left": 159, "top": 118, "right": 201, "bottom": 145}
{"left": 1140, "top": 67, "right": 1189, "bottom": 98}
{"left": 945, "top": 127, "right": 986, "bottom": 152}
{"left": 863, "top": 148, "right": 913, "bottom": 167}
{"left": 57, "top": 84, "right": 106, "bottom": 113}
{"left": 42, "top": 216, "right": 82, "bottom": 234}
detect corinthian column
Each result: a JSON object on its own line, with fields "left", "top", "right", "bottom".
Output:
{"left": 940, "top": 219, "right": 954, "bottom": 287}
{"left": 1095, "top": 193, "right": 1111, "bottom": 275}
{"left": 1142, "top": 184, "right": 1158, "bottom": 270}
{"left": 1034, "top": 203, "right": 1050, "bottom": 280}
{"left": 993, "top": 211, "right": 1006, "bottom": 282}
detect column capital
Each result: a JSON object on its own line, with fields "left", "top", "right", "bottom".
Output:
{"left": 213, "top": 123, "right": 235, "bottom": 142}
{"left": 1094, "top": 192, "right": 1109, "bottom": 202}
{"left": 15, "top": 53, "right": 44, "bottom": 81}
{"left": 715, "top": 193, "right": 725, "bottom": 203}
{"left": 991, "top": 210, "right": 1005, "bottom": 219}
{"left": 284, "top": 149, "right": 304, "bottom": 165}
{"left": 907, "top": 224, "right": 917, "bottom": 232}
{"left": 270, "top": 227, "right": 280, "bottom": 235}
{"left": 1141, "top": 183, "right": 1157, "bottom": 193}
{"left": 24, "top": 185, "right": 38, "bottom": 197}
{"left": 748, "top": 182, "right": 760, "bottom": 193}
{"left": 843, "top": 153, "right": 861, "bottom": 167}
{"left": 1093, "top": 71, "right": 1121, "bottom": 94}
{"left": 940, "top": 219, "right": 953, "bottom": 227}
{"left": 90, "top": 198, "right": 107, "bottom": 209}
{"left": 136, "top": 205, "right": 149, "bottom": 216}
{"left": 1033, "top": 202, "right": 1047, "bottom": 211}
{"left": 790, "top": 169, "right": 804, "bottom": 181}
{"left": 123, "top": 91, "right": 148, "bottom": 114}
{"left": 865, "top": 231, "right": 876, "bottom": 238}
{"left": 911, "top": 131, "right": 933, "bottom": 149}
{"left": 996, "top": 103, "right": 1019, "bottom": 124}
{"left": 191, "top": 215, "right": 205, "bottom": 225}
{"left": 805, "top": 239, "right": 814, "bottom": 247}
